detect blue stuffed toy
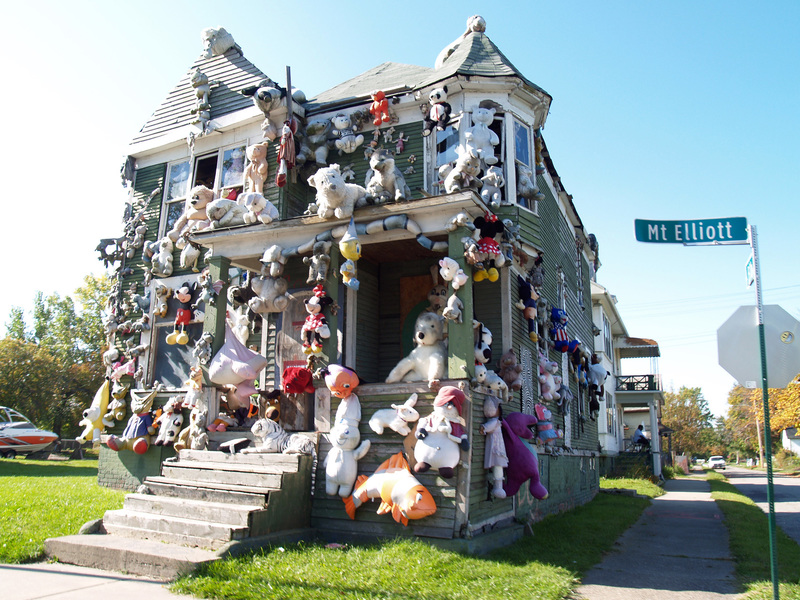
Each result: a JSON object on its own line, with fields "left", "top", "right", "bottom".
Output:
{"left": 550, "top": 307, "right": 580, "bottom": 353}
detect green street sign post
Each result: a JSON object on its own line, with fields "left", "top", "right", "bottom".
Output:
{"left": 635, "top": 216, "right": 780, "bottom": 600}
{"left": 634, "top": 217, "right": 748, "bottom": 245}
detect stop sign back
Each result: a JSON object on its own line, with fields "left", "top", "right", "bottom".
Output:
{"left": 717, "top": 305, "right": 800, "bottom": 388}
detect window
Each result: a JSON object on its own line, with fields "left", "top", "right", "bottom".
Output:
{"left": 163, "top": 159, "right": 191, "bottom": 236}
{"left": 603, "top": 315, "right": 612, "bottom": 356}
{"left": 513, "top": 119, "right": 530, "bottom": 166}
{"left": 436, "top": 122, "right": 460, "bottom": 167}
{"left": 605, "top": 392, "right": 616, "bottom": 435}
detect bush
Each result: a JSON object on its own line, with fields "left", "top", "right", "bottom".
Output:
{"left": 774, "top": 448, "right": 800, "bottom": 471}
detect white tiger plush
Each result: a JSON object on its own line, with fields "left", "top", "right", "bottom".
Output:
{"left": 242, "top": 418, "right": 315, "bottom": 455}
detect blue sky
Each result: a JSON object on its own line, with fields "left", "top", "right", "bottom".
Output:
{"left": 2, "top": 1, "right": 797, "bottom": 417}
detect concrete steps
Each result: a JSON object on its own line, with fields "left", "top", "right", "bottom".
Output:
{"left": 45, "top": 446, "right": 316, "bottom": 579}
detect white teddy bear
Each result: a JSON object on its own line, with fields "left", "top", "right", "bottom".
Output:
{"left": 385, "top": 312, "right": 447, "bottom": 389}
{"left": 240, "top": 192, "right": 279, "bottom": 225}
{"left": 324, "top": 421, "right": 371, "bottom": 497}
{"left": 331, "top": 113, "right": 364, "bottom": 155}
{"left": 307, "top": 164, "right": 367, "bottom": 220}
{"left": 248, "top": 275, "right": 289, "bottom": 315}
{"left": 206, "top": 198, "right": 248, "bottom": 229}
{"left": 438, "top": 256, "right": 469, "bottom": 290}
{"left": 464, "top": 106, "right": 499, "bottom": 165}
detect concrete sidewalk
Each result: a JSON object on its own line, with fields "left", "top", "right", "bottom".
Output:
{"left": 1, "top": 562, "right": 182, "bottom": 600}
{"left": 575, "top": 475, "right": 740, "bottom": 599}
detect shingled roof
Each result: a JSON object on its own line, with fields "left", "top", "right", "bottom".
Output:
{"left": 131, "top": 47, "right": 269, "bottom": 146}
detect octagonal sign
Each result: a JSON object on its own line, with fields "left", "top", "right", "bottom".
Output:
{"left": 717, "top": 305, "right": 800, "bottom": 388}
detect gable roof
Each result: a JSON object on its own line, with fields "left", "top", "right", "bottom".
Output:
{"left": 131, "top": 47, "right": 269, "bottom": 146}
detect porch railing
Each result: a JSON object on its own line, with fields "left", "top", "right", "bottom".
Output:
{"left": 616, "top": 374, "right": 661, "bottom": 392}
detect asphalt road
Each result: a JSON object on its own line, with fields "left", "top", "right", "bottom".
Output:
{"left": 724, "top": 465, "right": 800, "bottom": 545}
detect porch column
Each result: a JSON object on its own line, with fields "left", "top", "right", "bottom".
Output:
{"left": 202, "top": 254, "right": 231, "bottom": 355}
{"left": 446, "top": 227, "right": 473, "bottom": 380}
{"left": 649, "top": 400, "right": 662, "bottom": 477}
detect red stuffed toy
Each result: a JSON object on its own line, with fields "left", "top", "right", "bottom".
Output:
{"left": 369, "top": 90, "right": 390, "bottom": 126}
{"left": 282, "top": 366, "right": 315, "bottom": 395}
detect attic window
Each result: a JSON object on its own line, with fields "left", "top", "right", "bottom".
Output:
{"left": 513, "top": 119, "right": 530, "bottom": 166}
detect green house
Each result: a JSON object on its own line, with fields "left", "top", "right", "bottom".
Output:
{"left": 97, "top": 18, "right": 601, "bottom": 549}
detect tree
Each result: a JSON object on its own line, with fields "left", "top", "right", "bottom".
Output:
{"left": 662, "top": 386, "right": 715, "bottom": 456}
{"left": 1, "top": 274, "right": 112, "bottom": 437}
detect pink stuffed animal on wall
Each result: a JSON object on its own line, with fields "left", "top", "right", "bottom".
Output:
{"left": 538, "top": 351, "right": 560, "bottom": 402}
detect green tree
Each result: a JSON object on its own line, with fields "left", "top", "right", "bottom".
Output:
{"left": 662, "top": 386, "right": 715, "bottom": 456}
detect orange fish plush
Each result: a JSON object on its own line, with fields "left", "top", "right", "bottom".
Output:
{"left": 342, "top": 452, "right": 436, "bottom": 526}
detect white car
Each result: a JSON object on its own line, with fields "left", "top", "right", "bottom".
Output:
{"left": 706, "top": 456, "right": 726, "bottom": 470}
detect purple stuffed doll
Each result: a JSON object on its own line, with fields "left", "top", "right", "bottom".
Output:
{"left": 501, "top": 412, "right": 549, "bottom": 500}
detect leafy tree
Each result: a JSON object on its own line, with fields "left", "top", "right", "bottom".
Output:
{"left": 662, "top": 386, "right": 715, "bottom": 456}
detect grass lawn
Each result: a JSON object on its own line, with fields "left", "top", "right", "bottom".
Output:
{"left": 0, "top": 458, "right": 126, "bottom": 564}
{"left": 707, "top": 470, "right": 800, "bottom": 599}
{"left": 171, "top": 488, "right": 655, "bottom": 600}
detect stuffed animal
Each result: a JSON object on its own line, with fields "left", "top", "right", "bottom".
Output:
{"left": 192, "top": 332, "right": 213, "bottom": 365}
{"left": 178, "top": 235, "right": 202, "bottom": 272}
{"left": 206, "top": 411, "right": 237, "bottom": 432}
{"left": 516, "top": 163, "right": 544, "bottom": 207}
{"left": 515, "top": 275, "right": 540, "bottom": 342}
{"left": 302, "top": 285, "right": 333, "bottom": 354}
{"left": 296, "top": 118, "right": 332, "bottom": 166}
{"left": 483, "top": 369, "right": 510, "bottom": 403}
{"left": 76, "top": 380, "right": 110, "bottom": 448}
{"left": 480, "top": 166, "right": 505, "bottom": 207}
{"left": 534, "top": 403, "right": 560, "bottom": 446}
{"left": 442, "top": 293, "right": 464, "bottom": 323}
{"left": 343, "top": 452, "right": 437, "bottom": 526}
{"left": 369, "top": 90, "right": 391, "bottom": 126}
{"left": 441, "top": 152, "right": 482, "bottom": 194}
{"left": 474, "top": 320, "right": 493, "bottom": 365}
{"left": 438, "top": 256, "right": 469, "bottom": 290}
{"left": 153, "top": 282, "right": 172, "bottom": 318}
{"left": 498, "top": 349, "right": 523, "bottom": 393}
{"left": 587, "top": 353, "right": 608, "bottom": 420}
{"left": 323, "top": 364, "right": 363, "bottom": 428}
{"left": 331, "top": 113, "right": 364, "bottom": 154}
{"left": 324, "top": 421, "right": 371, "bottom": 497}
{"left": 166, "top": 282, "right": 194, "bottom": 345}
{"left": 480, "top": 396, "right": 508, "bottom": 499}
{"left": 468, "top": 212, "right": 506, "bottom": 282}
{"left": 501, "top": 412, "right": 548, "bottom": 499}
{"left": 307, "top": 164, "right": 367, "bottom": 220}
{"left": 369, "top": 393, "right": 420, "bottom": 436}
{"left": 364, "top": 149, "right": 411, "bottom": 203}
{"left": 422, "top": 87, "right": 452, "bottom": 137}
{"left": 282, "top": 366, "right": 315, "bottom": 395}
{"left": 206, "top": 198, "right": 248, "bottom": 229}
{"left": 241, "top": 192, "right": 279, "bottom": 225}
{"left": 207, "top": 326, "right": 268, "bottom": 409}
{"left": 414, "top": 386, "right": 469, "bottom": 478}
{"left": 550, "top": 307, "right": 580, "bottom": 353}
{"left": 259, "top": 245, "right": 286, "bottom": 277}
{"left": 201, "top": 26, "right": 237, "bottom": 59}
{"left": 148, "top": 237, "right": 174, "bottom": 278}
{"left": 183, "top": 365, "right": 204, "bottom": 409}
{"left": 153, "top": 396, "right": 184, "bottom": 446}
{"left": 303, "top": 240, "right": 332, "bottom": 284}
{"left": 464, "top": 106, "right": 499, "bottom": 165}
{"left": 242, "top": 418, "right": 315, "bottom": 454}
{"left": 248, "top": 275, "right": 289, "bottom": 315}
{"left": 338, "top": 219, "right": 361, "bottom": 290}
{"left": 538, "top": 351, "right": 560, "bottom": 402}
{"left": 244, "top": 142, "right": 269, "bottom": 194}
{"left": 385, "top": 312, "right": 447, "bottom": 389}
{"left": 106, "top": 387, "right": 161, "bottom": 454}
{"left": 102, "top": 382, "right": 129, "bottom": 428}
{"left": 174, "top": 406, "right": 208, "bottom": 451}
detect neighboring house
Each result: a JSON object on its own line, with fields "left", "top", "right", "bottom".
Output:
{"left": 590, "top": 281, "right": 664, "bottom": 477}
{"left": 782, "top": 428, "right": 800, "bottom": 455}
{"left": 98, "top": 18, "right": 605, "bottom": 545}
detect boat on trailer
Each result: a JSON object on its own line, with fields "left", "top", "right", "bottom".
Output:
{"left": 0, "top": 406, "right": 59, "bottom": 458}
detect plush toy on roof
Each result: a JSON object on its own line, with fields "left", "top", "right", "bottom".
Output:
{"left": 422, "top": 87, "right": 452, "bottom": 137}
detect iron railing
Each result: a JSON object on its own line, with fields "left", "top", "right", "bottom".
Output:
{"left": 616, "top": 374, "right": 662, "bottom": 392}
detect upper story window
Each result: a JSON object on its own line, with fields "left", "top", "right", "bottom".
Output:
{"left": 513, "top": 119, "right": 530, "bottom": 167}
{"left": 511, "top": 117, "right": 539, "bottom": 213}
{"left": 161, "top": 143, "right": 247, "bottom": 236}
{"left": 603, "top": 315, "right": 612, "bottom": 356}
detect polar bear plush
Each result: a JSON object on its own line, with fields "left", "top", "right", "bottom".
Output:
{"left": 206, "top": 198, "right": 248, "bottom": 229}
{"left": 307, "top": 164, "right": 367, "bottom": 220}
{"left": 324, "top": 421, "right": 371, "bottom": 497}
{"left": 385, "top": 312, "right": 447, "bottom": 389}
{"left": 464, "top": 106, "right": 499, "bottom": 165}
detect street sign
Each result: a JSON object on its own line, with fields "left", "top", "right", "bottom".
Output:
{"left": 717, "top": 305, "right": 800, "bottom": 388}
{"left": 634, "top": 217, "right": 748, "bottom": 245}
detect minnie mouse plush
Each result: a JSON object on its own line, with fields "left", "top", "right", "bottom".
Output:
{"left": 302, "top": 285, "right": 333, "bottom": 354}
{"left": 468, "top": 212, "right": 506, "bottom": 282}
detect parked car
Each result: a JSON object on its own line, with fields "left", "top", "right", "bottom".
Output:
{"left": 706, "top": 456, "right": 726, "bottom": 470}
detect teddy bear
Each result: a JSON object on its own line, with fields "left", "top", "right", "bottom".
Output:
{"left": 368, "top": 393, "right": 420, "bottom": 436}
{"left": 324, "top": 421, "right": 371, "bottom": 497}
{"left": 534, "top": 403, "right": 560, "bottom": 447}
{"left": 296, "top": 118, "right": 332, "bottom": 166}
{"left": 153, "top": 396, "right": 185, "bottom": 446}
{"left": 206, "top": 198, "right": 249, "bottom": 229}
{"left": 259, "top": 245, "right": 285, "bottom": 277}
{"left": 438, "top": 256, "right": 469, "bottom": 290}
{"left": 244, "top": 142, "right": 269, "bottom": 194}
{"left": 306, "top": 164, "right": 367, "bottom": 220}
{"left": 482, "top": 369, "right": 510, "bottom": 403}
{"left": 330, "top": 113, "right": 364, "bottom": 155}
{"left": 369, "top": 90, "right": 391, "bottom": 126}
{"left": 241, "top": 192, "right": 279, "bottom": 225}
{"left": 102, "top": 381, "right": 129, "bottom": 428}
{"left": 467, "top": 212, "right": 506, "bottom": 282}
{"left": 174, "top": 406, "right": 208, "bottom": 451}
{"left": 441, "top": 152, "right": 482, "bottom": 194}
{"left": 516, "top": 163, "right": 544, "bottom": 208}
{"left": 192, "top": 332, "right": 213, "bottom": 365}
{"left": 464, "top": 106, "right": 499, "bottom": 165}
{"left": 148, "top": 237, "right": 174, "bottom": 278}
{"left": 538, "top": 351, "right": 560, "bottom": 402}
{"left": 302, "top": 285, "right": 333, "bottom": 354}
{"left": 481, "top": 166, "right": 505, "bottom": 207}
{"left": 414, "top": 386, "right": 469, "bottom": 478}
{"left": 385, "top": 312, "right": 447, "bottom": 389}
{"left": 422, "top": 87, "right": 452, "bottom": 137}
{"left": 501, "top": 412, "right": 549, "bottom": 499}
{"left": 303, "top": 240, "right": 332, "bottom": 285}
{"left": 498, "top": 348, "right": 523, "bottom": 393}
{"left": 364, "top": 149, "right": 410, "bottom": 203}
{"left": 248, "top": 275, "right": 289, "bottom": 315}
{"left": 76, "top": 380, "right": 111, "bottom": 448}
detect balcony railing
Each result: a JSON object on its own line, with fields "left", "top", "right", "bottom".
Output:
{"left": 616, "top": 374, "right": 661, "bottom": 392}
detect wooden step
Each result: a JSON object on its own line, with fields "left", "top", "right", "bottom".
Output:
{"left": 142, "top": 475, "right": 273, "bottom": 505}
{"left": 123, "top": 493, "right": 264, "bottom": 526}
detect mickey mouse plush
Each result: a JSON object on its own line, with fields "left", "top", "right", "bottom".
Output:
{"left": 302, "top": 285, "right": 333, "bottom": 354}
{"left": 166, "top": 282, "right": 194, "bottom": 345}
